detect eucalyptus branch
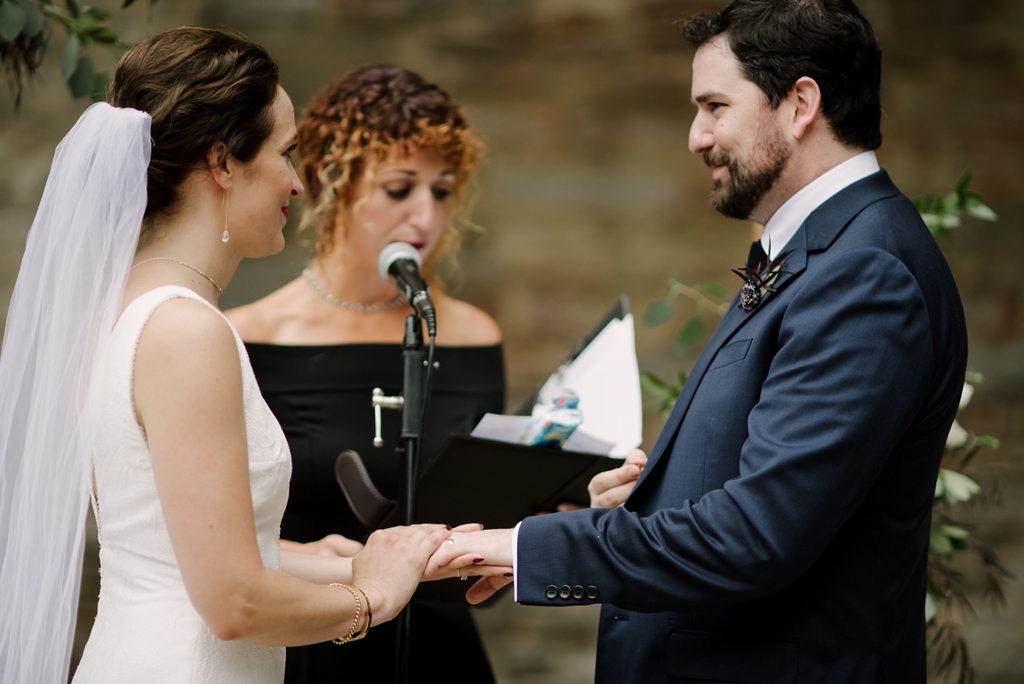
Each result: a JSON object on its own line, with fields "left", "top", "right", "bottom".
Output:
{"left": 667, "top": 278, "right": 731, "bottom": 317}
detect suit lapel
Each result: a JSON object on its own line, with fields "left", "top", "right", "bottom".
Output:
{"left": 633, "top": 233, "right": 808, "bottom": 492}
{"left": 631, "top": 170, "right": 901, "bottom": 495}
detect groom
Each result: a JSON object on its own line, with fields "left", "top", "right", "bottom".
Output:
{"left": 436, "top": 1, "right": 967, "bottom": 682}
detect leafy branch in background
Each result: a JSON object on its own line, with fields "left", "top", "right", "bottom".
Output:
{"left": 914, "top": 169, "right": 998, "bottom": 240}
{"left": 640, "top": 279, "right": 728, "bottom": 413}
{"left": 641, "top": 172, "right": 1008, "bottom": 683}
{"left": 0, "top": 0, "right": 155, "bottom": 110}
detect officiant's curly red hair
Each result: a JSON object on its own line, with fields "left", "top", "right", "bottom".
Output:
{"left": 295, "top": 65, "right": 483, "bottom": 280}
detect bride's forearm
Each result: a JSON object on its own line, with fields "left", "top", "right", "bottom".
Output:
{"left": 279, "top": 550, "right": 353, "bottom": 585}
{"left": 215, "top": 565, "right": 370, "bottom": 647}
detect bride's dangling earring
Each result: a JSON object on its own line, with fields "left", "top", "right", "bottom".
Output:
{"left": 222, "top": 188, "right": 230, "bottom": 243}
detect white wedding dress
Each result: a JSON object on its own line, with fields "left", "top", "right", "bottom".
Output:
{"left": 72, "top": 286, "right": 292, "bottom": 684}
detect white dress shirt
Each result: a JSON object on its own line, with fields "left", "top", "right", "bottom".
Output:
{"left": 760, "top": 150, "right": 880, "bottom": 260}
{"left": 511, "top": 150, "right": 881, "bottom": 600}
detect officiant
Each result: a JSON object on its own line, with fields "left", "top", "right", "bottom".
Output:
{"left": 227, "top": 66, "right": 502, "bottom": 684}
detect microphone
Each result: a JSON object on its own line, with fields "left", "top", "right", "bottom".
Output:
{"left": 377, "top": 242, "right": 437, "bottom": 337}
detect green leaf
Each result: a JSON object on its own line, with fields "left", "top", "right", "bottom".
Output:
{"left": 940, "top": 524, "right": 969, "bottom": 540}
{"left": 61, "top": 34, "right": 79, "bottom": 82}
{"left": 122, "top": 0, "right": 137, "bottom": 7}
{"left": 643, "top": 298, "right": 674, "bottom": 328}
{"left": 965, "top": 370, "right": 984, "bottom": 385}
{"left": 90, "top": 70, "right": 108, "bottom": 102}
{"left": 87, "top": 26, "right": 120, "bottom": 44}
{"left": 67, "top": 54, "right": 94, "bottom": 98}
{"left": 0, "top": 0, "right": 27, "bottom": 41}
{"left": 640, "top": 371, "right": 671, "bottom": 394}
{"left": 930, "top": 528, "right": 953, "bottom": 555}
{"left": 22, "top": 0, "right": 42, "bottom": 36}
{"left": 924, "top": 592, "right": 937, "bottom": 624}
{"left": 65, "top": 0, "right": 80, "bottom": 18}
{"left": 699, "top": 280, "right": 727, "bottom": 298}
{"left": 940, "top": 213, "right": 961, "bottom": 230}
{"left": 940, "top": 191, "right": 960, "bottom": 214}
{"left": 919, "top": 212, "right": 941, "bottom": 231}
{"left": 963, "top": 197, "right": 997, "bottom": 221}
{"left": 84, "top": 6, "right": 111, "bottom": 20}
{"left": 640, "top": 371, "right": 681, "bottom": 414}
{"left": 976, "top": 433, "right": 1000, "bottom": 450}
{"left": 954, "top": 169, "right": 972, "bottom": 195}
{"left": 939, "top": 469, "right": 980, "bottom": 505}
{"left": 74, "top": 13, "right": 94, "bottom": 30}
{"left": 674, "top": 315, "right": 705, "bottom": 355}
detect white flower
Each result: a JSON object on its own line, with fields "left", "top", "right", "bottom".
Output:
{"left": 946, "top": 420, "right": 968, "bottom": 449}
{"left": 959, "top": 383, "right": 974, "bottom": 410}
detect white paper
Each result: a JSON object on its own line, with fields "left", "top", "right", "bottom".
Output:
{"left": 470, "top": 413, "right": 615, "bottom": 456}
{"left": 533, "top": 314, "right": 642, "bottom": 458}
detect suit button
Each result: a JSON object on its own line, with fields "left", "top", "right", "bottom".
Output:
{"left": 558, "top": 585, "right": 572, "bottom": 599}
{"left": 572, "top": 585, "right": 585, "bottom": 599}
{"left": 586, "top": 585, "right": 599, "bottom": 600}
{"left": 545, "top": 585, "right": 558, "bottom": 600}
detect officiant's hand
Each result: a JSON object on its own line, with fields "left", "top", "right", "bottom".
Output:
{"left": 586, "top": 448, "right": 647, "bottom": 509}
{"left": 280, "top": 534, "right": 364, "bottom": 557}
{"left": 351, "top": 524, "right": 451, "bottom": 625}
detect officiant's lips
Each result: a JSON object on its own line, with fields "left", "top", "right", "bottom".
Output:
{"left": 282, "top": 206, "right": 289, "bottom": 218}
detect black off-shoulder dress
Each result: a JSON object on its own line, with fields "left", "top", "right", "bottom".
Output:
{"left": 246, "top": 342, "right": 504, "bottom": 684}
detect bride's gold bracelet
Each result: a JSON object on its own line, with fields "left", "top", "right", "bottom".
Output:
{"left": 329, "top": 583, "right": 372, "bottom": 645}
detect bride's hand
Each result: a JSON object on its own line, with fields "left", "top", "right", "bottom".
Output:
{"left": 351, "top": 524, "right": 451, "bottom": 625}
{"left": 420, "top": 524, "right": 514, "bottom": 582}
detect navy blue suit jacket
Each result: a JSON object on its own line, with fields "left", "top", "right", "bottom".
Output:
{"left": 516, "top": 171, "right": 967, "bottom": 684}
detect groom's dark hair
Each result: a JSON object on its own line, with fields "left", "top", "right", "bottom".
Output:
{"left": 680, "top": 0, "right": 882, "bottom": 151}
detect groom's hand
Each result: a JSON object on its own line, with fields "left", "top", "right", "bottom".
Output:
{"left": 424, "top": 528, "right": 514, "bottom": 576}
{"left": 587, "top": 449, "right": 647, "bottom": 509}
{"left": 424, "top": 528, "right": 516, "bottom": 604}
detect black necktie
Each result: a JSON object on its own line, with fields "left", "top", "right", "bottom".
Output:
{"left": 746, "top": 240, "right": 768, "bottom": 273}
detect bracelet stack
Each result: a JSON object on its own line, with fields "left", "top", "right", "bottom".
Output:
{"left": 329, "top": 583, "right": 373, "bottom": 645}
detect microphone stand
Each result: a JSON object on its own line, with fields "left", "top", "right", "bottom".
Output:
{"left": 395, "top": 312, "right": 425, "bottom": 684}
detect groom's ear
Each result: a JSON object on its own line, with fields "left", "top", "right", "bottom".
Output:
{"left": 786, "top": 76, "right": 823, "bottom": 142}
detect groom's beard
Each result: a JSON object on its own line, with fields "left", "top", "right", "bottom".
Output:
{"left": 704, "top": 124, "right": 789, "bottom": 221}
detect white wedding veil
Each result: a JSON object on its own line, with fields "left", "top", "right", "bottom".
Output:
{"left": 0, "top": 102, "right": 150, "bottom": 682}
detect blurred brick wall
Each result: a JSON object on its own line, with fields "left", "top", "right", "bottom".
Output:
{"left": 1, "top": 1, "right": 1022, "bottom": 681}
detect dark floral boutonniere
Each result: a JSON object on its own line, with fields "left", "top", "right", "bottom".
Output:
{"left": 731, "top": 249, "right": 794, "bottom": 312}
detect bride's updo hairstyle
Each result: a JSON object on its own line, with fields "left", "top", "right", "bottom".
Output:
{"left": 295, "top": 65, "right": 482, "bottom": 278}
{"left": 107, "top": 27, "right": 279, "bottom": 221}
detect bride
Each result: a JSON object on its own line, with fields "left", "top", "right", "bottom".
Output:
{"left": 0, "top": 27, "right": 502, "bottom": 683}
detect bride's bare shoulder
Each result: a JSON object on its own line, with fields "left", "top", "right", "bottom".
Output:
{"left": 136, "top": 297, "right": 239, "bottom": 375}
{"left": 224, "top": 278, "right": 309, "bottom": 343}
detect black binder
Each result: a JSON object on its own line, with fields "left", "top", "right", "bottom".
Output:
{"left": 385, "top": 434, "right": 620, "bottom": 530}
{"left": 402, "top": 435, "right": 620, "bottom": 601}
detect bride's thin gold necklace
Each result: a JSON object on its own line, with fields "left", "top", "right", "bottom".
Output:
{"left": 131, "top": 257, "right": 224, "bottom": 295}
